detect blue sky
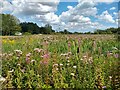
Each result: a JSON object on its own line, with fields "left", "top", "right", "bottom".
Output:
{"left": 1, "top": 0, "right": 119, "bottom": 32}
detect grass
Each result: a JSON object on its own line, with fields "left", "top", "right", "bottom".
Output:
{"left": 0, "top": 34, "right": 120, "bottom": 89}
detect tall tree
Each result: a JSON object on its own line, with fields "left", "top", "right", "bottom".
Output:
{"left": 1, "top": 14, "right": 21, "bottom": 35}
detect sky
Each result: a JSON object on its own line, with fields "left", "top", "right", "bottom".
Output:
{"left": 1, "top": 0, "right": 120, "bottom": 32}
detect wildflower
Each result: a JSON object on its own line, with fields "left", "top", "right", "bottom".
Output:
{"left": 68, "top": 41, "right": 71, "bottom": 47}
{"left": 16, "top": 57, "right": 19, "bottom": 60}
{"left": 2, "top": 40, "right": 7, "bottom": 43}
{"left": 31, "top": 59, "right": 36, "bottom": 63}
{"left": 60, "top": 53, "right": 68, "bottom": 56}
{"left": 53, "top": 64, "right": 58, "bottom": 67}
{"left": 34, "top": 48, "right": 43, "bottom": 53}
{"left": 8, "top": 69, "right": 14, "bottom": 73}
{"left": 8, "top": 53, "right": 13, "bottom": 57}
{"left": 0, "top": 76, "right": 6, "bottom": 82}
{"left": 109, "top": 76, "right": 112, "bottom": 79}
{"left": 73, "top": 66, "right": 77, "bottom": 69}
{"left": 68, "top": 52, "right": 72, "bottom": 55}
{"left": 10, "top": 40, "right": 15, "bottom": 44}
{"left": 80, "top": 58, "right": 83, "bottom": 61}
{"left": 41, "top": 53, "right": 49, "bottom": 59}
{"left": 26, "top": 57, "right": 30, "bottom": 64}
{"left": 56, "top": 68, "right": 59, "bottom": 71}
{"left": 17, "top": 64, "right": 21, "bottom": 66}
{"left": 88, "top": 57, "right": 93, "bottom": 63}
{"left": 21, "top": 69, "right": 25, "bottom": 73}
{"left": 70, "top": 73, "right": 75, "bottom": 76}
{"left": 60, "top": 63, "right": 63, "bottom": 66}
{"left": 14, "top": 50, "right": 22, "bottom": 57}
{"left": 67, "top": 60, "right": 70, "bottom": 63}
{"left": 34, "top": 48, "right": 40, "bottom": 52}
{"left": 83, "top": 55, "right": 87, "bottom": 58}
{"left": 26, "top": 53, "right": 31, "bottom": 64}
{"left": 67, "top": 63, "right": 69, "bottom": 66}
{"left": 114, "top": 54, "right": 119, "bottom": 58}
{"left": 26, "top": 53, "right": 31, "bottom": 57}
{"left": 102, "top": 86, "right": 107, "bottom": 89}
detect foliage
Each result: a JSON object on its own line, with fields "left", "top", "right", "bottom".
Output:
{"left": 94, "top": 28, "right": 120, "bottom": 34}
{"left": 1, "top": 14, "right": 21, "bottom": 35}
{"left": 20, "top": 23, "right": 55, "bottom": 34}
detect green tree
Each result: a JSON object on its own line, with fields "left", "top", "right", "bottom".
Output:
{"left": 20, "top": 22, "right": 40, "bottom": 34}
{"left": 1, "top": 14, "right": 21, "bottom": 35}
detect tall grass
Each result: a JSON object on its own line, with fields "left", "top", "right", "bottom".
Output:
{"left": 1, "top": 35, "right": 119, "bottom": 89}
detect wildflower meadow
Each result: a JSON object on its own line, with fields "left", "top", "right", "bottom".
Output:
{"left": 0, "top": 34, "right": 120, "bottom": 89}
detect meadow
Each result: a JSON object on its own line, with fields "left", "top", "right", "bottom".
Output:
{"left": 0, "top": 34, "right": 120, "bottom": 89}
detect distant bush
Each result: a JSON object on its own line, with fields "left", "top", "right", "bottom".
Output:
{"left": 23, "top": 32, "right": 32, "bottom": 35}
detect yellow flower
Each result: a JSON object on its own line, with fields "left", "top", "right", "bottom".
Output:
{"left": 2, "top": 40, "right": 7, "bottom": 44}
{"left": 9, "top": 40, "right": 15, "bottom": 44}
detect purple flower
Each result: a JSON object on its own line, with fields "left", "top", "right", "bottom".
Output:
{"left": 114, "top": 54, "right": 119, "bottom": 58}
{"left": 68, "top": 41, "right": 71, "bottom": 47}
{"left": 102, "top": 86, "right": 107, "bottom": 89}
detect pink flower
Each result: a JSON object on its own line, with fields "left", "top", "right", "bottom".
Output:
{"left": 68, "top": 41, "right": 71, "bottom": 47}
{"left": 26, "top": 53, "right": 31, "bottom": 64}
{"left": 114, "top": 54, "right": 119, "bottom": 58}
{"left": 26, "top": 53, "right": 31, "bottom": 57}
{"left": 41, "top": 53, "right": 49, "bottom": 59}
{"left": 26, "top": 57, "right": 30, "bottom": 64}
{"left": 40, "top": 53, "right": 50, "bottom": 65}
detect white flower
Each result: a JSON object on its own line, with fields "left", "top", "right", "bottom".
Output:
{"left": 73, "top": 66, "right": 77, "bottom": 69}
{"left": 80, "top": 58, "right": 83, "bottom": 61}
{"left": 8, "top": 69, "right": 14, "bottom": 73}
{"left": 14, "top": 50, "right": 22, "bottom": 55}
{"left": 34, "top": 48, "right": 39, "bottom": 51}
{"left": 56, "top": 68, "right": 59, "bottom": 71}
{"left": 70, "top": 73, "right": 75, "bottom": 76}
{"left": 26, "top": 53, "right": 31, "bottom": 57}
{"left": 60, "top": 53, "right": 68, "bottom": 56}
{"left": 17, "top": 64, "right": 21, "bottom": 66}
{"left": 109, "top": 76, "right": 112, "bottom": 79}
{"left": 0, "top": 76, "right": 6, "bottom": 82}
{"left": 83, "top": 55, "right": 87, "bottom": 58}
{"left": 8, "top": 53, "right": 13, "bottom": 57}
{"left": 67, "top": 63, "right": 69, "bottom": 66}
{"left": 67, "top": 60, "right": 70, "bottom": 62}
{"left": 53, "top": 64, "right": 58, "bottom": 67}
{"left": 16, "top": 57, "right": 19, "bottom": 59}
{"left": 68, "top": 52, "right": 72, "bottom": 55}
{"left": 31, "top": 60, "right": 36, "bottom": 63}
{"left": 60, "top": 63, "right": 63, "bottom": 66}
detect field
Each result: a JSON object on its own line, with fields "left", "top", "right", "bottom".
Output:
{"left": 0, "top": 34, "right": 120, "bottom": 89}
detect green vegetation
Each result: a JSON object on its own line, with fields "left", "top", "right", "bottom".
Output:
{"left": 1, "top": 35, "right": 120, "bottom": 89}
{"left": 1, "top": 14, "right": 21, "bottom": 35}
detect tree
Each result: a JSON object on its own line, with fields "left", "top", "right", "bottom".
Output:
{"left": 20, "top": 22, "right": 40, "bottom": 34}
{"left": 1, "top": 14, "right": 21, "bottom": 35}
{"left": 39, "top": 24, "right": 55, "bottom": 34}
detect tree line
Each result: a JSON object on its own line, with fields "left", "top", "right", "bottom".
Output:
{"left": 1, "top": 14, "right": 120, "bottom": 36}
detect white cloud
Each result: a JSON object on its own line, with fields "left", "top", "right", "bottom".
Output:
{"left": 110, "top": 7, "right": 116, "bottom": 10}
{"left": 35, "top": 13, "right": 59, "bottom": 24}
{"left": 1, "top": 0, "right": 118, "bottom": 32}
{"left": 67, "top": 6, "right": 73, "bottom": 9}
{"left": 0, "top": 0, "right": 13, "bottom": 13}
{"left": 98, "top": 10, "right": 115, "bottom": 23}
{"left": 11, "top": 0, "right": 59, "bottom": 16}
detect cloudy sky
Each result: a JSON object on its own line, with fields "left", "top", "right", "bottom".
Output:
{"left": 1, "top": 0, "right": 120, "bottom": 32}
